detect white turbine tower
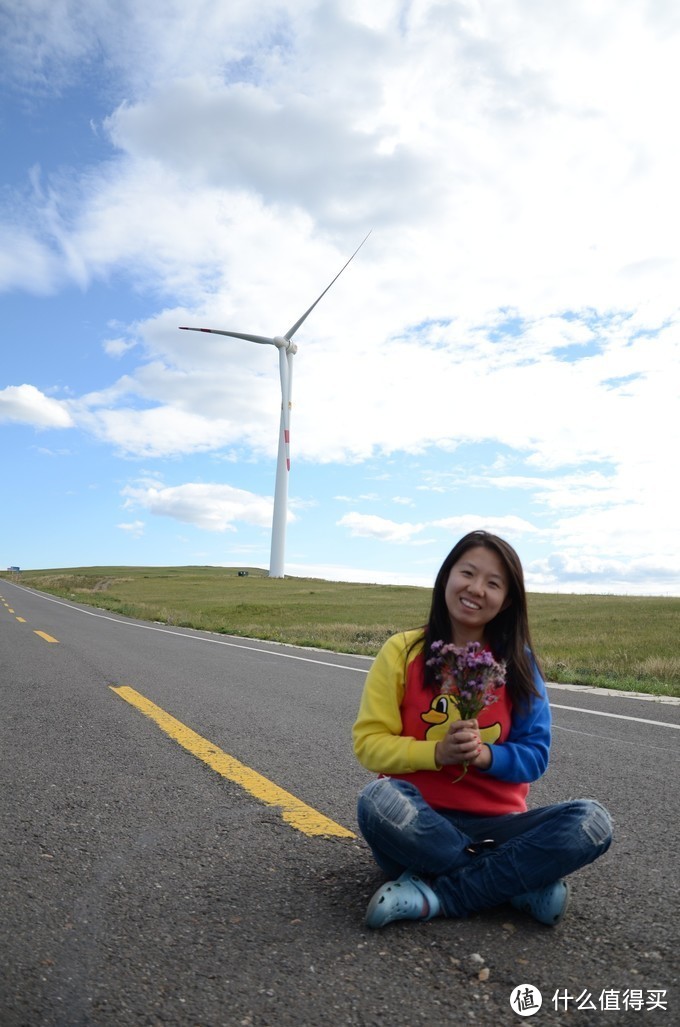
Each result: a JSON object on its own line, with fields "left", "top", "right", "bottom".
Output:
{"left": 179, "top": 233, "right": 370, "bottom": 578}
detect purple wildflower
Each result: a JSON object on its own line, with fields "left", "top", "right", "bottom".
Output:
{"left": 428, "top": 639, "right": 506, "bottom": 722}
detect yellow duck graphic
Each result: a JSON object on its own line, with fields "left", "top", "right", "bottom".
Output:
{"left": 421, "top": 694, "right": 502, "bottom": 745}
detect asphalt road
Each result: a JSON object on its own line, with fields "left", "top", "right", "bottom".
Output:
{"left": 1, "top": 579, "right": 678, "bottom": 1027}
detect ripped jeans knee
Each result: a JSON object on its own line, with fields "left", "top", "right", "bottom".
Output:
{"left": 574, "top": 799, "right": 614, "bottom": 854}
{"left": 357, "top": 778, "right": 471, "bottom": 877}
{"left": 536, "top": 798, "right": 614, "bottom": 878}
{"left": 358, "top": 777, "right": 420, "bottom": 832}
{"left": 356, "top": 779, "right": 421, "bottom": 876}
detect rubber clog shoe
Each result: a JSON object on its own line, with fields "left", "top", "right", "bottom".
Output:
{"left": 510, "top": 879, "right": 571, "bottom": 926}
{"left": 365, "top": 871, "right": 441, "bottom": 929}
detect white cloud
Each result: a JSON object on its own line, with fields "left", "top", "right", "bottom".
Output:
{"left": 337, "top": 512, "right": 426, "bottom": 544}
{"left": 0, "top": 0, "right": 275, "bottom": 97}
{"left": 103, "top": 336, "right": 137, "bottom": 358}
{"left": 4, "top": 0, "right": 676, "bottom": 310}
{"left": 121, "top": 481, "right": 275, "bottom": 532}
{"left": 84, "top": 405, "right": 246, "bottom": 459}
{"left": 0, "top": 385, "right": 73, "bottom": 428}
{"left": 336, "top": 511, "right": 543, "bottom": 552}
{"left": 2, "top": 1, "right": 680, "bottom": 594}
{"left": 35, "top": 447, "right": 72, "bottom": 457}
{"left": 105, "top": 78, "right": 427, "bottom": 229}
{"left": 117, "top": 519, "right": 145, "bottom": 538}
{"left": 0, "top": 224, "right": 62, "bottom": 293}
{"left": 526, "top": 551, "right": 680, "bottom": 597}
{"left": 432, "top": 515, "right": 542, "bottom": 539}
{"left": 285, "top": 559, "right": 434, "bottom": 588}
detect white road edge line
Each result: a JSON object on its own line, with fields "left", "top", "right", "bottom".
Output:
{"left": 550, "top": 703, "right": 680, "bottom": 730}
{"left": 10, "top": 584, "right": 372, "bottom": 671}
{"left": 9, "top": 583, "right": 680, "bottom": 721}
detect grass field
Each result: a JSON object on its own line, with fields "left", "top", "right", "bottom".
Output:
{"left": 4, "top": 566, "right": 679, "bottom": 698}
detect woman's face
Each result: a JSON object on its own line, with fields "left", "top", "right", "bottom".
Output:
{"left": 444, "top": 545, "right": 510, "bottom": 643}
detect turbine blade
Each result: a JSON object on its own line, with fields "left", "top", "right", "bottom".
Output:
{"left": 284, "top": 230, "right": 371, "bottom": 341}
{"left": 285, "top": 348, "right": 294, "bottom": 471}
{"left": 278, "top": 346, "right": 291, "bottom": 471}
{"left": 179, "top": 327, "right": 275, "bottom": 346}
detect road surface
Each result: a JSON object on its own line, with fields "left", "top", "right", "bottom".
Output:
{"left": 1, "top": 579, "right": 678, "bottom": 1026}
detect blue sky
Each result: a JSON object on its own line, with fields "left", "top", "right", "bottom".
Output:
{"left": 1, "top": 0, "right": 678, "bottom": 595}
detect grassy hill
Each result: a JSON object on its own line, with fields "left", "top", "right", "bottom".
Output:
{"left": 4, "top": 565, "right": 679, "bottom": 697}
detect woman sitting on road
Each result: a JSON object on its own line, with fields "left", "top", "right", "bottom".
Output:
{"left": 353, "top": 530, "right": 613, "bottom": 929}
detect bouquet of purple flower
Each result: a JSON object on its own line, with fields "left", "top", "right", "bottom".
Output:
{"left": 426, "top": 641, "right": 506, "bottom": 782}
{"left": 426, "top": 641, "right": 506, "bottom": 720}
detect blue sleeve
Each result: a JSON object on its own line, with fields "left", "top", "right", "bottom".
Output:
{"left": 483, "top": 655, "right": 551, "bottom": 783}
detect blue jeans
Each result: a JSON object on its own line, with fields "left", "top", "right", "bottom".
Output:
{"left": 357, "top": 778, "right": 613, "bottom": 918}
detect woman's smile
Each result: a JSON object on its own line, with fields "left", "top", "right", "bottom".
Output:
{"left": 445, "top": 546, "right": 510, "bottom": 642}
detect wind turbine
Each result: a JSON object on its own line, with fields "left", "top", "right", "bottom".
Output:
{"left": 179, "top": 232, "right": 370, "bottom": 578}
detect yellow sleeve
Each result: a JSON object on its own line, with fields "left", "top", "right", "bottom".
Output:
{"left": 352, "top": 631, "right": 440, "bottom": 774}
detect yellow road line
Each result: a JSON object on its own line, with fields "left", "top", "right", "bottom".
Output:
{"left": 110, "top": 685, "right": 355, "bottom": 839}
{"left": 34, "top": 631, "right": 59, "bottom": 643}
{"left": 16, "top": 617, "right": 27, "bottom": 623}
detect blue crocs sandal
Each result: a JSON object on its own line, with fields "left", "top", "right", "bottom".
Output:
{"left": 365, "top": 871, "right": 441, "bottom": 929}
{"left": 511, "top": 879, "right": 571, "bottom": 926}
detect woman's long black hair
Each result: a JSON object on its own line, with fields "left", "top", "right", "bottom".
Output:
{"left": 417, "top": 530, "right": 542, "bottom": 707}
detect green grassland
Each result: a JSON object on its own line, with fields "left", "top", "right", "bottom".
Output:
{"left": 4, "top": 566, "right": 679, "bottom": 697}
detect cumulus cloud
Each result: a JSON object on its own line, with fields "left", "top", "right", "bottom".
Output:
{"left": 1, "top": 0, "right": 679, "bottom": 593}
{"left": 526, "top": 551, "right": 680, "bottom": 596}
{"left": 337, "top": 511, "right": 543, "bottom": 550}
{"left": 105, "top": 79, "right": 428, "bottom": 228}
{"left": 4, "top": 0, "right": 677, "bottom": 309}
{"left": 0, "top": 385, "right": 73, "bottom": 428}
{"left": 103, "top": 336, "right": 137, "bottom": 358}
{"left": 432, "top": 515, "right": 542, "bottom": 538}
{"left": 121, "top": 481, "right": 275, "bottom": 532}
{"left": 337, "top": 512, "right": 426, "bottom": 544}
{"left": 84, "top": 406, "right": 247, "bottom": 459}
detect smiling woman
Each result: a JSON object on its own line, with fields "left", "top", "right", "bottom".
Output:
{"left": 444, "top": 548, "right": 510, "bottom": 642}
{"left": 353, "top": 529, "right": 614, "bottom": 929}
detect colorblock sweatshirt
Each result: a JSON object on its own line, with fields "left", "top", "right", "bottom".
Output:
{"left": 352, "top": 630, "right": 551, "bottom": 815}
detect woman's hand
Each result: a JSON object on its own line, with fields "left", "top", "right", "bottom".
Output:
{"left": 435, "top": 719, "right": 483, "bottom": 767}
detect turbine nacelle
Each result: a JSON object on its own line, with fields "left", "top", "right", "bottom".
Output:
{"left": 273, "top": 336, "right": 297, "bottom": 354}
